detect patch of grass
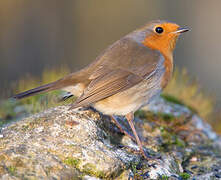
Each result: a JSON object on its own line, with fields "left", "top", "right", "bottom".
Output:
{"left": 179, "top": 172, "right": 190, "bottom": 179}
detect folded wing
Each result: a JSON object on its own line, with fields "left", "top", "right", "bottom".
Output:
{"left": 69, "top": 68, "right": 143, "bottom": 109}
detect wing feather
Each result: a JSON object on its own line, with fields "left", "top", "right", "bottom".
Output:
{"left": 69, "top": 69, "right": 142, "bottom": 109}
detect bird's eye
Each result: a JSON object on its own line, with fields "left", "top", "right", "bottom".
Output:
{"left": 155, "top": 27, "right": 164, "bottom": 34}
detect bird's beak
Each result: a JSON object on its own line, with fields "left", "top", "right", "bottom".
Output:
{"left": 173, "top": 27, "right": 189, "bottom": 34}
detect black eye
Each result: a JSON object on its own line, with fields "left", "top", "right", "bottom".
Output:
{"left": 155, "top": 27, "right": 164, "bottom": 34}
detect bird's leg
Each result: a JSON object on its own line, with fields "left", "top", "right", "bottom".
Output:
{"left": 125, "top": 112, "right": 146, "bottom": 158}
{"left": 111, "top": 116, "right": 136, "bottom": 141}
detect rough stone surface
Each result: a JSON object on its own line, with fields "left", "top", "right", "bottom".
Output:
{"left": 0, "top": 97, "right": 221, "bottom": 179}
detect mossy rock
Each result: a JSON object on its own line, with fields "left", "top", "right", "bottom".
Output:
{"left": 0, "top": 97, "right": 220, "bottom": 179}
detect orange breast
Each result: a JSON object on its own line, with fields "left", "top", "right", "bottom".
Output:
{"left": 142, "top": 36, "right": 174, "bottom": 89}
{"left": 161, "top": 55, "right": 173, "bottom": 88}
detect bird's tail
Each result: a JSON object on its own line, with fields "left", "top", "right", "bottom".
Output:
{"left": 12, "top": 65, "right": 91, "bottom": 100}
{"left": 13, "top": 81, "right": 59, "bottom": 99}
{"left": 12, "top": 70, "right": 84, "bottom": 100}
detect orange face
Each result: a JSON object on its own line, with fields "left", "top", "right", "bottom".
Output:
{"left": 143, "top": 22, "right": 188, "bottom": 57}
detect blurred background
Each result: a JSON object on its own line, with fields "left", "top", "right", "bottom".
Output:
{"left": 0, "top": 0, "right": 221, "bottom": 130}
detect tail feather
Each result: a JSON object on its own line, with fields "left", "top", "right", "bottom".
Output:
{"left": 12, "top": 70, "right": 88, "bottom": 100}
{"left": 13, "top": 82, "right": 57, "bottom": 99}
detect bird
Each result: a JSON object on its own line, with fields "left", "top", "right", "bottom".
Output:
{"left": 13, "top": 20, "right": 189, "bottom": 159}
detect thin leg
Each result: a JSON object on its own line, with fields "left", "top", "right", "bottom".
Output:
{"left": 111, "top": 116, "right": 136, "bottom": 141}
{"left": 126, "top": 112, "right": 146, "bottom": 157}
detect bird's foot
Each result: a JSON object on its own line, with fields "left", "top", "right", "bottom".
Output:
{"left": 119, "top": 144, "right": 161, "bottom": 162}
{"left": 140, "top": 148, "right": 161, "bottom": 162}
{"left": 111, "top": 116, "right": 137, "bottom": 142}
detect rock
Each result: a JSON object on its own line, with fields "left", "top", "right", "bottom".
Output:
{"left": 0, "top": 97, "right": 221, "bottom": 179}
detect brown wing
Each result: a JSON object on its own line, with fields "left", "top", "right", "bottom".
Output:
{"left": 69, "top": 69, "right": 143, "bottom": 109}
{"left": 69, "top": 35, "right": 164, "bottom": 109}
{"left": 87, "top": 37, "right": 164, "bottom": 80}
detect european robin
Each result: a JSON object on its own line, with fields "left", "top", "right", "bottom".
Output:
{"left": 13, "top": 20, "right": 189, "bottom": 159}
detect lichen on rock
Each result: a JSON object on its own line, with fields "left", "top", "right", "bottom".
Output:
{"left": 0, "top": 97, "right": 221, "bottom": 179}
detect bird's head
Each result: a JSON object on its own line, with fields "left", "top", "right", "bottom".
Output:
{"left": 131, "top": 20, "right": 189, "bottom": 57}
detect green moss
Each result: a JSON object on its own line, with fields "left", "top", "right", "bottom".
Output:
{"left": 159, "top": 128, "right": 186, "bottom": 152}
{"left": 0, "top": 120, "right": 5, "bottom": 127}
{"left": 7, "top": 166, "right": 16, "bottom": 175}
{"left": 179, "top": 172, "right": 190, "bottom": 179}
{"left": 174, "top": 136, "right": 186, "bottom": 148}
{"left": 136, "top": 111, "right": 188, "bottom": 152}
{"left": 129, "top": 161, "right": 147, "bottom": 179}
{"left": 82, "top": 163, "right": 106, "bottom": 178}
{"left": 64, "top": 157, "right": 80, "bottom": 168}
{"left": 159, "top": 174, "right": 169, "bottom": 180}
{"left": 0, "top": 99, "right": 21, "bottom": 127}
{"left": 63, "top": 158, "right": 108, "bottom": 178}
{"left": 137, "top": 110, "right": 189, "bottom": 152}
{"left": 135, "top": 110, "right": 176, "bottom": 124}
{"left": 21, "top": 124, "right": 30, "bottom": 131}
{"left": 161, "top": 94, "right": 197, "bottom": 114}
{"left": 157, "top": 112, "right": 175, "bottom": 122}
{"left": 134, "top": 110, "right": 146, "bottom": 119}
{"left": 130, "top": 161, "right": 139, "bottom": 175}
{"left": 161, "top": 94, "right": 184, "bottom": 106}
